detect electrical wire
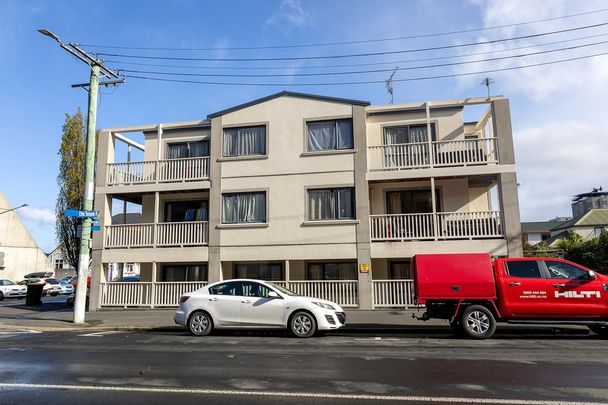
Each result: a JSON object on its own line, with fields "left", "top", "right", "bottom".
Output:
{"left": 94, "top": 22, "right": 608, "bottom": 62}
{"left": 79, "top": 7, "right": 608, "bottom": 51}
{"left": 124, "top": 51, "right": 608, "bottom": 86}
{"left": 116, "top": 39, "right": 608, "bottom": 78}
{"left": 104, "top": 32, "right": 608, "bottom": 71}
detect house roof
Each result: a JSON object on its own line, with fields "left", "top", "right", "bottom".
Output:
{"left": 551, "top": 209, "right": 608, "bottom": 231}
{"left": 521, "top": 221, "right": 566, "bottom": 234}
{"left": 207, "top": 91, "right": 370, "bottom": 119}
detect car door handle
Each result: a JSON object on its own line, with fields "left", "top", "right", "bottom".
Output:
{"left": 241, "top": 300, "right": 251, "bottom": 304}
{"left": 553, "top": 283, "right": 566, "bottom": 288}
{"left": 209, "top": 297, "right": 218, "bottom": 302}
{"left": 508, "top": 282, "right": 521, "bottom": 287}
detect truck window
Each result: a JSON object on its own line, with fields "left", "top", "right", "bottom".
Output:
{"left": 505, "top": 260, "right": 542, "bottom": 278}
{"left": 544, "top": 261, "right": 588, "bottom": 280}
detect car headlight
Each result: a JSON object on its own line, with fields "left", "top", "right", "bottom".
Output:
{"left": 312, "top": 301, "right": 336, "bottom": 310}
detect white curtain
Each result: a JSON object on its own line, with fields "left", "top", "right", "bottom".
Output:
{"left": 308, "top": 119, "right": 353, "bottom": 151}
{"left": 409, "top": 126, "right": 428, "bottom": 143}
{"left": 223, "top": 192, "right": 266, "bottom": 223}
{"left": 223, "top": 126, "right": 265, "bottom": 156}
{"left": 308, "top": 189, "right": 336, "bottom": 220}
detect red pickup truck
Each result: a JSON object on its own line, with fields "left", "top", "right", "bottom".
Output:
{"left": 414, "top": 253, "right": 608, "bottom": 339}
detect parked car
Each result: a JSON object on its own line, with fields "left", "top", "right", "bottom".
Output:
{"left": 175, "top": 279, "right": 346, "bottom": 338}
{"left": 71, "top": 276, "right": 91, "bottom": 291}
{"left": 58, "top": 281, "right": 74, "bottom": 296}
{"left": 24, "top": 272, "right": 53, "bottom": 280}
{"left": 42, "top": 278, "right": 62, "bottom": 296}
{"left": 60, "top": 276, "right": 76, "bottom": 284}
{"left": 0, "top": 279, "right": 27, "bottom": 300}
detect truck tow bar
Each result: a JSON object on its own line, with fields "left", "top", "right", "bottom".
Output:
{"left": 412, "top": 312, "right": 430, "bottom": 321}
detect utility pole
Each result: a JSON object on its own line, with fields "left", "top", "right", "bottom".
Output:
{"left": 481, "top": 77, "right": 494, "bottom": 99}
{"left": 38, "top": 29, "right": 123, "bottom": 325}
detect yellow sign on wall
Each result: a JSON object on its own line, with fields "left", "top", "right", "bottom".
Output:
{"left": 359, "top": 263, "right": 369, "bottom": 273}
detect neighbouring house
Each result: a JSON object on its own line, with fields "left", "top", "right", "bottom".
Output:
{"left": 521, "top": 217, "right": 569, "bottom": 245}
{"left": 0, "top": 192, "right": 54, "bottom": 282}
{"left": 548, "top": 209, "right": 608, "bottom": 245}
{"left": 90, "top": 91, "right": 522, "bottom": 311}
{"left": 47, "top": 243, "right": 76, "bottom": 279}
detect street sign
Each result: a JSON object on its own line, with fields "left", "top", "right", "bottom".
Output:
{"left": 91, "top": 226, "right": 101, "bottom": 231}
{"left": 65, "top": 209, "right": 99, "bottom": 218}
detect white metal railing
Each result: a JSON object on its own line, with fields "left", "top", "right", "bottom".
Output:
{"left": 284, "top": 280, "right": 358, "bottom": 308}
{"left": 157, "top": 221, "right": 209, "bottom": 246}
{"left": 368, "top": 138, "right": 498, "bottom": 171}
{"left": 372, "top": 280, "right": 417, "bottom": 308}
{"left": 100, "top": 281, "right": 207, "bottom": 307}
{"left": 370, "top": 211, "right": 503, "bottom": 241}
{"left": 105, "top": 223, "right": 155, "bottom": 248}
{"left": 104, "top": 222, "right": 209, "bottom": 248}
{"left": 106, "top": 157, "right": 210, "bottom": 185}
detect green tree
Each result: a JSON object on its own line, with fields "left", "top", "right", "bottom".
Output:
{"left": 56, "top": 109, "right": 86, "bottom": 269}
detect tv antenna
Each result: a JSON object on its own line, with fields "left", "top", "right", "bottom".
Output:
{"left": 385, "top": 66, "right": 398, "bottom": 104}
{"left": 481, "top": 77, "right": 494, "bottom": 98}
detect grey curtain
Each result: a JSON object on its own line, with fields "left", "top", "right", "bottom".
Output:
{"left": 223, "top": 126, "right": 265, "bottom": 156}
{"left": 167, "top": 143, "right": 188, "bottom": 159}
{"left": 189, "top": 141, "right": 209, "bottom": 157}
{"left": 308, "top": 119, "right": 353, "bottom": 151}
{"left": 338, "top": 188, "right": 354, "bottom": 219}
{"left": 384, "top": 126, "right": 428, "bottom": 144}
{"left": 223, "top": 192, "right": 266, "bottom": 223}
{"left": 308, "top": 263, "right": 356, "bottom": 280}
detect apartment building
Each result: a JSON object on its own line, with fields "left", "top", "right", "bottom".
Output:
{"left": 90, "top": 91, "right": 522, "bottom": 311}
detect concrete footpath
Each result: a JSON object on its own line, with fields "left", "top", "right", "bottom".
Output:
{"left": 0, "top": 300, "right": 446, "bottom": 332}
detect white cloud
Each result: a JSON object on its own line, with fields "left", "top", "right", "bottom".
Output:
{"left": 19, "top": 206, "right": 55, "bottom": 225}
{"left": 265, "top": 0, "right": 310, "bottom": 32}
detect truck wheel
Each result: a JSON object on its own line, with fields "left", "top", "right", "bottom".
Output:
{"left": 589, "top": 325, "right": 608, "bottom": 338}
{"left": 460, "top": 305, "right": 496, "bottom": 339}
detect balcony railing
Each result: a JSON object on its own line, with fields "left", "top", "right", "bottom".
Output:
{"left": 284, "top": 280, "right": 358, "bottom": 308}
{"left": 370, "top": 211, "right": 503, "bottom": 241}
{"left": 104, "top": 221, "right": 209, "bottom": 248}
{"left": 372, "top": 280, "right": 417, "bottom": 308}
{"left": 106, "top": 157, "right": 210, "bottom": 186}
{"left": 100, "top": 281, "right": 207, "bottom": 307}
{"left": 368, "top": 137, "right": 498, "bottom": 171}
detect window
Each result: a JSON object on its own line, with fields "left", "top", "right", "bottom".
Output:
{"left": 162, "top": 265, "right": 207, "bottom": 282}
{"left": 307, "top": 119, "right": 353, "bottom": 151}
{"left": 308, "top": 188, "right": 355, "bottom": 221}
{"left": 54, "top": 259, "right": 64, "bottom": 270}
{"left": 164, "top": 200, "right": 208, "bottom": 222}
{"left": 594, "top": 227, "right": 605, "bottom": 237}
{"left": 241, "top": 281, "right": 275, "bottom": 298}
{"left": 209, "top": 281, "right": 242, "bottom": 296}
{"left": 307, "top": 262, "right": 357, "bottom": 280}
{"left": 235, "top": 262, "right": 283, "bottom": 281}
{"left": 544, "top": 261, "right": 588, "bottom": 280}
{"left": 506, "top": 260, "right": 542, "bottom": 278}
{"left": 167, "top": 140, "right": 209, "bottom": 159}
{"left": 222, "top": 192, "right": 266, "bottom": 223}
{"left": 390, "top": 261, "right": 411, "bottom": 279}
{"left": 386, "top": 190, "right": 440, "bottom": 214}
{"left": 223, "top": 126, "right": 266, "bottom": 157}
{"left": 383, "top": 124, "right": 435, "bottom": 145}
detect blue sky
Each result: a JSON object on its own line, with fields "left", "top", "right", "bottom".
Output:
{"left": 1, "top": 0, "right": 608, "bottom": 252}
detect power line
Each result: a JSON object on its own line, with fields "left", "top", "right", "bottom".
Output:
{"left": 95, "top": 22, "right": 608, "bottom": 62}
{"left": 125, "top": 51, "right": 608, "bottom": 86}
{"left": 116, "top": 39, "right": 608, "bottom": 78}
{"left": 80, "top": 7, "right": 608, "bottom": 51}
{"left": 104, "top": 32, "right": 608, "bottom": 71}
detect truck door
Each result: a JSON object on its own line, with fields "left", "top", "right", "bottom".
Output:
{"left": 541, "top": 260, "right": 606, "bottom": 318}
{"left": 499, "top": 260, "right": 553, "bottom": 317}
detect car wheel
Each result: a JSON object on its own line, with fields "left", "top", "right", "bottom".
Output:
{"left": 290, "top": 311, "right": 317, "bottom": 338}
{"left": 589, "top": 325, "right": 608, "bottom": 338}
{"left": 188, "top": 311, "right": 213, "bottom": 336}
{"left": 460, "top": 305, "right": 496, "bottom": 339}
{"left": 0, "top": 291, "right": 4, "bottom": 301}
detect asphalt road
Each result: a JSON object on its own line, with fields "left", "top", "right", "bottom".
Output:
{"left": 1, "top": 326, "right": 607, "bottom": 405}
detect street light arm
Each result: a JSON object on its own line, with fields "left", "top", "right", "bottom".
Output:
{"left": 0, "top": 203, "right": 28, "bottom": 215}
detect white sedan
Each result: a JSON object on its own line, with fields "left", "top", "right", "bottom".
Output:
{"left": 0, "top": 279, "right": 27, "bottom": 300}
{"left": 174, "top": 279, "right": 346, "bottom": 338}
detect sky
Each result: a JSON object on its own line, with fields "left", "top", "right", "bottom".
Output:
{"left": 1, "top": 0, "right": 607, "bottom": 252}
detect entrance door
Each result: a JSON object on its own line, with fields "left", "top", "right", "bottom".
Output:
{"left": 240, "top": 281, "right": 285, "bottom": 327}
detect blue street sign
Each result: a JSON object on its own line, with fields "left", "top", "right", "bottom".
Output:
{"left": 92, "top": 219, "right": 100, "bottom": 225}
{"left": 91, "top": 226, "right": 101, "bottom": 231}
{"left": 65, "top": 209, "right": 99, "bottom": 218}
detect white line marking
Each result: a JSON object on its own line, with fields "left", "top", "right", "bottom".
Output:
{"left": 0, "top": 330, "right": 42, "bottom": 335}
{"left": 0, "top": 383, "right": 602, "bottom": 404}
{"left": 78, "top": 331, "right": 125, "bottom": 337}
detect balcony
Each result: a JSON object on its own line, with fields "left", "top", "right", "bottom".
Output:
{"left": 370, "top": 211, "right": 503, "bottom": 241}
{"left": 368, "top": 137, "right": 498, "bottom": 172}
{"left": 104, "top": 221, "right": 209, "bottom": 248}
{"left": 106, "top": 157, "right": 210, "bottom": 186}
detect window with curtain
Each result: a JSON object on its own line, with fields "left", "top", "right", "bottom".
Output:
{"left": 161, "top": 265, "right": 208, "bottom": 282}
{"left": 386, "top": 190, "right": 440, "bottom": 214}
{"left": 308, "top": 188, "right": 355, "bottom": 221}
{"left": 222, "top": 126, "right": 266, "bottom": 157}
{"left": 167, "top": 140, "right": 209, "bottom": 159}
{"left": 307, "top": 262, "right": 357, "bottom": 280}
{"left": 390, "top": 261, "right": 412, "bottom": 279}
{"left": 307, "top": 119, "right": 354, "bottom": 151}
{"left": 222, "top": 192, "right": 266, "bottom": 223}
{"left": 235, "top": 262, "right": 283, "bottom": 281}
{"left": 164, "top": 200, "right": 208, "bottom": 222}
{"left": 383, "top": 124, "right": 435, "bottom": 145}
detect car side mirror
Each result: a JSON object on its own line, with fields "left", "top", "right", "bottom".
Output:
{"left": 267, "top": 291, "right": 279, "bottom": 299}
{"left": 587, "top": 270, "right": 597, "bottom": 280}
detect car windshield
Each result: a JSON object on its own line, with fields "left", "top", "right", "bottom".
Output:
{"left": 60, "top": 281, "right": 71, "bottom": 287}
{"left": 268, "top": 283, "right": 298, "bottom": 296}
